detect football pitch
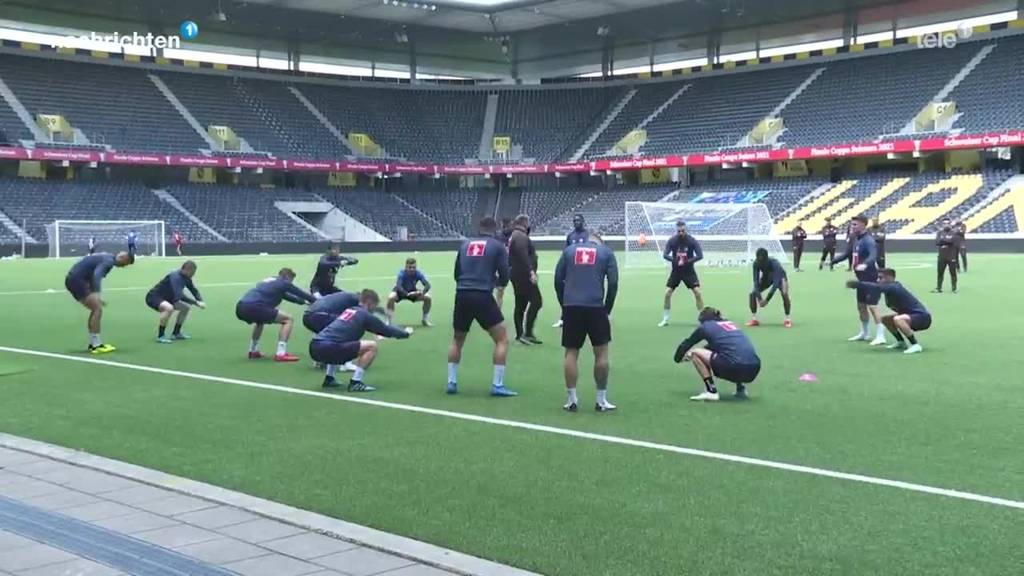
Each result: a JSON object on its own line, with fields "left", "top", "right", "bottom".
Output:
{"left": 0, "top": 251, "right": 1021, "bottom": 576}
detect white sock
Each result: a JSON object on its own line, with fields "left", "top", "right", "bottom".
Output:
{"left": 752, "top": 311, "right": 759, "bottom": 320}
{"left": 276, "top": 341, "right": 287, "bottom": 355}
{"left": 385, "top": 312, "right": 393, "bottom": 325}
{"left": 662, "top": 309, "right": 670, "bottom": 321}
{"left": 353, "top": 366, "right": 366, "bottom": 381}
{"left": 249, "top": 340, "right": 259, "bottom": 353}
{"left": 596, "top": 389, "right": 607, "bottom": 404}
{"left": 492, "top": 365, "right": 505, "bottom": 388}
{"left": 326, "top": 364, "right": 336, "bottom": 378}
{"left": 860, "top": 320, "right": 869, "bottom": 335}
{"left": 423, "top": 313, "right": 430, "bottom": 322}
{"left": 447, "top": 362, "right": 458, "bottom": 383}
{"left": 89, "top": 333, "right": 101, "bottom": 347}
{"left": 566, "top": 388, "right": 578, "bottom": 404}
{"left": 875, "top": 324, "right": 886, "bottom": 339}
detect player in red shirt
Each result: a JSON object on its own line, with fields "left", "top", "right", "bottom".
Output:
{"left": 172, "top": 231, "right": 184, "bottom": 256}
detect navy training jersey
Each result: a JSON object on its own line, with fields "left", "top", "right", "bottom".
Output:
{"left": 312, "top": 307, "right": 409, "bottom": 344}
{"left": 454, "top": 236, "right": 510, "bottom": 292}
{"left": 306, "top": 291, "right": 360, "bottom": 316}
{"left": 753, "top": 258, "right": 787, "bottom": 290}
{"left": 151, "top": 270, "right": 201, "bottom": 305}
{"left": 395, "top": 269, "right": 430, "bottom": 294}
{"left": 554, "top": 242, "right": 619, "bottom": 312}
{"left": 835, "top": 231, "right": 877, "bottom": 280}
{"left": 67, "top": 254, "right": 116, "bottom": 291}
{"left": 678, "top": 320, "right": 760, "bottom": 365}
{"left": 861, "top": 281, "right": 929, "bottom": 316}
{"left": 566, "top": 229, "right": 590, "bottom": 246}
{"left": 663, "top": 234, "right": 703, "bottom": 270}
{"left": 239, "top": 278, "right": 315, "bottom": 308}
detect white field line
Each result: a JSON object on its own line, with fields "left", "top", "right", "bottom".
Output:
{"left": 0, "top": 346, "right": 1021, "bottom": 512}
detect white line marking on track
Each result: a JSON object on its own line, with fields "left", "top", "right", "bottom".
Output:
{"left": 0, "top": 345, "right": 1021, "bottom": 511}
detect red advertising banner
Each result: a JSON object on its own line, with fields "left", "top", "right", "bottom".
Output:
{"left": 0, "top": 129, "right": 1019, "bottom": 175}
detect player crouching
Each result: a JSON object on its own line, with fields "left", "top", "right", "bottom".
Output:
{"left": 674, "top": 307, "right": 762, "bottom": 402}
{"left": 235, "top": 268, "right": 317, "bottom": 362}
{"left": 846, "top": 268, "right": 931, "bottom": 355}
{"left": 309, "top": 289, "right": 413, "bottom": 392}
{"left": 747, "top": 248, "right": 792, "bottom": 328}
{"left": 146, "top": 260, "right": 205, "bottom": 343}
{"left": 386, "top": 258, "right": 433, "bottom": 327}
{"left": 302, "top": 290, "right": 362, "bottom": 372}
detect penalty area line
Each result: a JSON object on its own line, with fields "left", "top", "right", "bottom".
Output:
{"left": 0, "top": 345, "right": 1021, "bottom": 512}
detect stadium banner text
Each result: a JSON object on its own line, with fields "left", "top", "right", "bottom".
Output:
{"left": 1, "top": 130, "right": 1020, "bottom": 174}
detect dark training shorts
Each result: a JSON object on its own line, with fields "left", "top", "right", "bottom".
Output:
{"left": 395, "top": 292, "right": 425, "bottom": 303}
{"left": 65, "top": 276, "right": 90, "bottom": 301}
{"left": 907, "top": 312, "right": 932, "bottom": 332}
{"left": 145, "top": 290, "right": 165, "bottom": 311}
{"left": 235, "top": 301, "right": 279, "bottom": 325}
{"left": 856, "top": 283, "right": 881, "bottom": 306}
{"left": 303, "top": 311, "right": 336, "bottom": 334}
{"left": 710, "top": 354, "right": 761, "bottom": 384}
{"left": 452, "top": 290, "right": 504, "bottom": 333}
{"left": 561, "top": 306, "right": 611, "bottom": 349}
{"left": 667, "top": 267, "right": 700, "bottom": 290}
{"left": 309, "top": 340, "right": 361, "bottom": 366}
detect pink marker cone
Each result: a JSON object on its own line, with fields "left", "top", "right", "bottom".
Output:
{"left": 799, "top": 373, "right": 819, "bottom": 382}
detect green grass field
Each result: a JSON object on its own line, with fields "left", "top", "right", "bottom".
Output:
{"left": 0, "top": 251, "right": 1021, "bottom": 576}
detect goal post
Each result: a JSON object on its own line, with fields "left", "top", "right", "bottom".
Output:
{"left": 624, "top": 202, "right": 785, "bottom": 268}
{"left": 46, "top": 220, "right": 166, "bottom": 258}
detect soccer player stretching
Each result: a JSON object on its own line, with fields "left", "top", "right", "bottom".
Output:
{"left": 310, "top": 289, "right": 412, "bottom": 392}
{"left": 386, "top": 258, "right": 433, "bottom": 327}
{"left": 934, "top": 219, "right": 958, "bottom": 293}
{"left": 146, "top": 260, "right": 205, "bottom": 343}
{"left": 790, "top": 222, "right": 807, "bottom": 271}
{"left": 235, "top": 268, "right": 317, "bottom": 361}
{"left": 659, "top": 220, "right": 703, "bottom": 327}
{"left": 674, "top": 307, "right": 762, "bottom": 402}
{"left": 64, "top": 252, "right": 134, "bottom": 354}
{"left": 554, "top": 232, "right": 618, "bottom": 412}
{"left": 832, "top": 215, "right": 887, "bottom": 346}
{"left": 747, "top": 248, "right": 792, "bottom": 328}
{"left": 846, "top": 268, "right": 931, "bottom": 354}
{"left": 819, "top": 217, "right": 838, "bottom": 271}
{"left": 446, "top": 216, "right": 516, "bottom": 397}
{"left": 310, "top": 244, "right": 358, "bottom": 297}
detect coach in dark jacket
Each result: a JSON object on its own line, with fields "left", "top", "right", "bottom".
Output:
{"left": 508, "top": 214, "right": 543, "bottom": 345}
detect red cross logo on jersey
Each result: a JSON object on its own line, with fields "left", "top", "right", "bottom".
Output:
{"left": 677, "top": 253, "right": 688, "bottom": 266}
{"left": 467, "top": 241, "right": 487, "bottom": 257}
{"left": 717, "top": 321, "right": 738, "bottom": 331}
{"left": 575, "top": 247, "right": 597, "bottom": 265}
{"left": 339, "top": 308, "right": 357, "bottom": 322}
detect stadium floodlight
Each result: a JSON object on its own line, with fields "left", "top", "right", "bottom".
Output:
{"left": 46, "top": 220, "right": 166, "bottom": 258}
{"left": 624, "top": 202, "right": 785, "bottom": 268}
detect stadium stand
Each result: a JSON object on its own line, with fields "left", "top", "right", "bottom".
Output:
{"left": 394, "top": 188, "right": 482, "bottom": 237}
{"left": 536, "top": 184, "right": 678, "bottom": 234}
{"left": 166, "top": 184, "right": 324, "bottom": 242}
{"left": 238, "top": 79, "right": 350, "bottom": 159}
{"left": 519, "top": 186, "right": 602, "bottom": 228}
{"left": 0, "top": 101, "right": 31, "bottom": 145}
{"left": 584, "top": 83, "right": 683, "bottom": 158}
{"left": 0, "top": 178, "right": 217, "bottom": 243}
{"left": 316, "top": 188, "right": 455, "bottom": 240}
{"left": 494, "top": 87, "right": 623, "bottom": 162}
{"left": 298, "top": 85, "right": 486, "bottom": 162}
{"left": 0, "top": 54, "right": 208, "bottom": 153}
{"left": 944, "top": 35, "right": 1024, "bottom": 135}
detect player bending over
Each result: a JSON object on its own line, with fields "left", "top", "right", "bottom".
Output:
{"left": 747, "top": 248, "right": 792, "bottom": 328}
{"left": 65, "top": 252, "right": 134, "bottom": 354}
{"left": 446, "top": 216, "right": 516, "bottom": 397}
{"left": 659, "top": 220, "right": 703, "bottom": 327}
{"left": 146, "top": 260, "right": 205, "bottom": 343}
{"left": 310, "top": 244, "right": 359, "bottom": 297}
{"left": 310, "top": 289, "right": 413, "bottom": 392}
{"left": 674, "top": 307, "right": 762, "bottom": 402}
{"left": 832, "top": 215, "right": 887, "bottom": 346}
{"left": 846, "top": 268, "right": 931, "bottom": 355}
{"left": 303, "top": 289, "right": 361, "bottom": 371}
{"left": 554, "top": 232, "right": 618, "bottom": 413}
{"left": 387, "top": 258, "right": 433, "bottom": 327}
{"left": 235, "top": 268, "right": 317, "bottom": 362}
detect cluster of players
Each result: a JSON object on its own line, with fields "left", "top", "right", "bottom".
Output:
{"left": 62, "top": 210, "right": 941, "bottom": 407}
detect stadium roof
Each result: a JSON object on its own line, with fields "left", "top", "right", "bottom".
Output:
{"left": 241, "top": 0, "right": 686, "bottom": 33}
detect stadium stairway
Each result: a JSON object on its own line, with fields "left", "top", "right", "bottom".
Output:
{"left": 964, "top": 175, "right": 1024, "bottom": 233}
{"left": 0, "top": 75, "right": 46, "bottom": 142}
{"left": 735, "top": 67, "right": 826, "bottom": 147}
{"left": 569, "top": 88, "right": 637, "bottom": 162}
{"left": 0, "top": 206, "right": 32, "bottom": 243}
{"left": 895, "top": 44, "right": 997, "bottom": 137}
{"left": 147, "top": 74, "right": 219, "bottom": 150}
{"left": 478, "top": 94, "right": 500, "bottom": 159}
{"left": 287, "top": 86, "right": 358, "bottom": 156}
{"left": 152, "top": 189, "right": 229, "bottom": 242}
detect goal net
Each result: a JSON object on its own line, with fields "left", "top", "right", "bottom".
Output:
{"left": 46, "top": 220, "right": 166, "bottom": 258}
{"left": 624, "top": 202, "right": 784, "bottom": 268}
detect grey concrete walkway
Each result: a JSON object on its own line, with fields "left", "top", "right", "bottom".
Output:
{"left": 0, "top": 437, "right": 539, "bottom": 576}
